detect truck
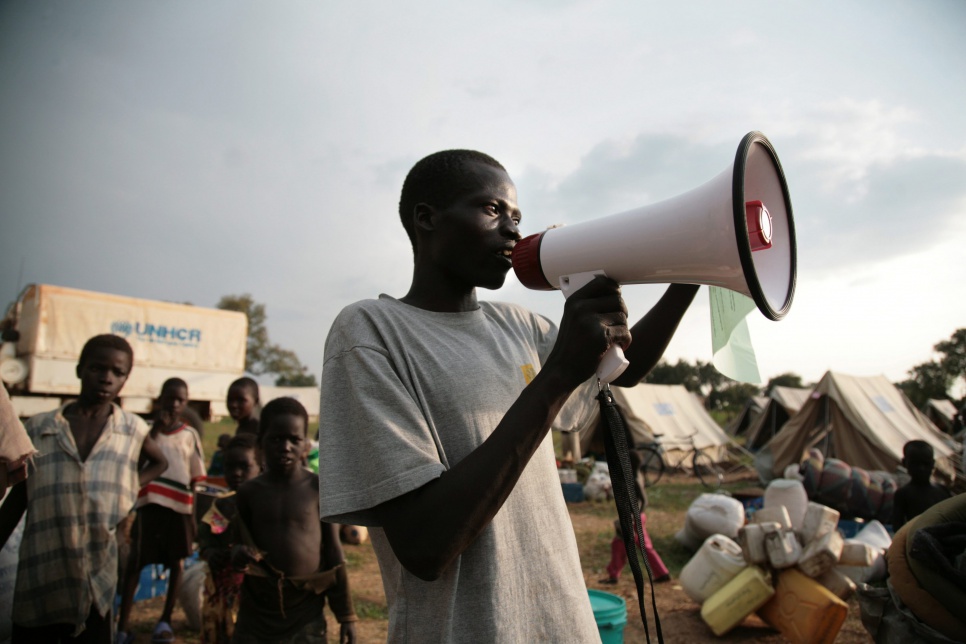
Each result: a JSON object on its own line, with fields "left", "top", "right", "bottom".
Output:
{"left": 1, "top": 284, "right": 248, "bottom": 419}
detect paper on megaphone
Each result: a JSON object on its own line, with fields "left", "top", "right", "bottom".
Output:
{"left": 709, "top": 287, "right": 761, "bottom": 384}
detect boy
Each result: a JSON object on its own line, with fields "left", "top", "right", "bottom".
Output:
{"left": 0, "top": 334, "right": 167, "bottom": 643}
{"left": 226, "top": 377, "right": 260, "bottom": 436}
{"left": 891, "top": 439, "right": 952, "bottom": 530}
{"left": 231, "top": 397, "right": 356, "bottom": 644}
{"left": 318, "top": 150, "right": 698, "bottom": 640}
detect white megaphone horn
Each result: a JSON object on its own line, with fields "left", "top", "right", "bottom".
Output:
{"left": 512, "top": 131, "right": 796, "bottom": 384}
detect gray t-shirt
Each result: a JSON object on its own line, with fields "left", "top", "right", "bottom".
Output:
{"left": 319, "top": 295, "right": 600, "bottom": 643}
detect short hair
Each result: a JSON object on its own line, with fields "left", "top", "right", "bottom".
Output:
{"left": 160, "top": 377, "right": 188, "bottom": 396}
{"left": 229, "top": 377, "right": 260, "bottom": 401}
{"left": 398, "top": 149, "right": 507, "bottom": 252}
{"left": 903, "top": 440, "right": 934, "bottom": 460}
{"left": 258, "top": 397, "right": 308, "bottom": 440}
{"left": 78, "top": 334, "right": 134, "bottom": 369}
{"left": 226, "top": 433, "right": 258, "bottom": 452}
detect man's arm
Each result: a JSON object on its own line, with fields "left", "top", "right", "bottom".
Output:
{"left": 138, "top": 434, "right": 167, "bottom": 488}
{"left": 0, "top": 481, "right": 26, "bottom": 548}
{"left": 373, "top": 276, "right": 630, "bottom": 581}
{"left": 611, "top": 283, "right": 700, "bottom": 387}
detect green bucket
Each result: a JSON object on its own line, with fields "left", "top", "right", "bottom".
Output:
{"left": 588, "top": 589, "right": 627, "bottom": 644}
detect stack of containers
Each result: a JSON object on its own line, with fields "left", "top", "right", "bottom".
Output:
{"left": 680, "top": 478, "right": 878, "bottom": 642}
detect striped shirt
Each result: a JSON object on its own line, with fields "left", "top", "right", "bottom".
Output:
{"left": 137, "top": 423, "right": 205, "bottom": 515}
{"left": 14, "top": 404, "right": 149, "bottom": 633}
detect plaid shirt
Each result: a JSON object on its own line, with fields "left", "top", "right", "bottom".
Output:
{"left": 14, "top": 404, "right": 149, "bottom": 633}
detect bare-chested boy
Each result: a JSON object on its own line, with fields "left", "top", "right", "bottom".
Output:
{"left": 231, "top": 397, "right": 357, "bottom": 644}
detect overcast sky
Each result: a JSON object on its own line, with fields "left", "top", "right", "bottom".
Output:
{"left": 1, "top": 0, "right": 964, "bottom": 389}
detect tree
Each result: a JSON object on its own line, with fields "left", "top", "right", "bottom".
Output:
{"left": 898, "top": 361, "right": 951, "bottom": 409}
{"left": 765, "top": 372, "right": 806, "bottom": 395}
{"left": 896, "top": 328, "right": 966, "bottom": 408}
{"left": 216, "top": 294, "right": 318, "bottom": 387}
{"left": 644, "top": 357, "right": 761, "bottom": 416}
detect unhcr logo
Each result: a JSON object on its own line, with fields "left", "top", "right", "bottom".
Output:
{"left": 111, "top": 320, "right": 202, "bottom": 347}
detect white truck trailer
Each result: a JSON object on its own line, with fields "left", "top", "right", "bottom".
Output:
{"left": 1, "top": 284, "right": 247, "bottom": 418}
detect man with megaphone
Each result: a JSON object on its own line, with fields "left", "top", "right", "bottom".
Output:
{"left": 317, "top": 150, "right": 698, "bottom": 642}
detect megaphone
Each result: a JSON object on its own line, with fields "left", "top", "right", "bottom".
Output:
{"left": 512, "top": 131, "right": 796, "bottom": 383}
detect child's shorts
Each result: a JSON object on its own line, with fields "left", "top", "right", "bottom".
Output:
{"left": 131, "top": 503, "right": 195, "bottom": 565}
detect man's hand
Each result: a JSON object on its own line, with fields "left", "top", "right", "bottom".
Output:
{"left": 545, "top": 275, "right": 630, "bottom": 388}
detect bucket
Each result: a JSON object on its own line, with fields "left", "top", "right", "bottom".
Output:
{"left": 588, "top": 589, "right": 627, "bottom": 644}
{"left": 680, "top": 534, "right": 747, "bottom": 603}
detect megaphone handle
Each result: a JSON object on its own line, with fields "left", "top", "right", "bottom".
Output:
{"left": 558, "top": 271, "right": 631, "bottom": 385}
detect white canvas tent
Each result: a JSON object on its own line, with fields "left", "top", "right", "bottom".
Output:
{"left": 923, "top": 398, "right": 958, "bottom": 434}
{"left": 575, "top": 383, "right": 731, "bottom": 465}
{"left": 742, "top": 386, "right": 811, "bottom": 451}
{"left": 755, "top": 371, "right": 956, "bottom": 482}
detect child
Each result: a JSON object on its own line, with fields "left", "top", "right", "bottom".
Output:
{"left": 226, "top": 377, "right": 260, "bottom": 436}
{"left": 117, "top": 378, "right": 206, "bottom": 644}
{"left": 0, "top": 334, "right": 167, "bottom": 643}
{"left": 207, "top": 433, "right": 233, "bottom": 480}
{"left": 198, "top": 433, "right": 260, "bottom": 644}
{"left": 231, "top": 397, "right": 357, "bottom": 644}
{"left": 600, "top": 514, "right": 670, "bottom": 585}
{"left": 891, "top": 440, "right": 951, "bottom": 530}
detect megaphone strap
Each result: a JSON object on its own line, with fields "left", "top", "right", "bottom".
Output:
{"left": 597, "top": 384, "right": 664, "bottom": 644}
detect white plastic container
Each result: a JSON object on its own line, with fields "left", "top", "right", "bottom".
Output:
{"left": 851, "top": 520, "right": 892, "bottom": 552}
{"left": 764, "top": 523, "right": 802, "bottom": 569}
{"left": 764, "top": 479, "right": 808, "bottom": 531}
{"left": 798, "top": 502, "right": 840, "bottom": 545}
{"left": 798, "top": 529, "right": 844, "bottom": 578}
{"left": 558, "top": 468, "right": 578, "bottom": 484}
{"left": 675, "top": 493, "right": 746, "bottom": 551}
{"left": 815, "top": 568, "right": 856, "bottom": 600}
{"left": 753, "top": 505, "right": 793, "bottom": 531}
{"left": 838, "top": 541, "right": 875, "bottom": 567}
{"left": 738, "top": 522, "right": 771, "bottom": 565}
{"left": 680, "top": 534, "right": 748, "bottom": 603}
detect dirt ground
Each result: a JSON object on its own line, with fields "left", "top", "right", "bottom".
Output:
{"left": 128, "top": 476, "right": 874, "bottom": 643}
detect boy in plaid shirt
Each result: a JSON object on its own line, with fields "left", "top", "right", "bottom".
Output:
{"left": 0, "top": 335, "right": 167, "bottom": 643}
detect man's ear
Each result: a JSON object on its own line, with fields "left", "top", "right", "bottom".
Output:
{"left": 413, "top": 203, "right": 437, "bottom": 233}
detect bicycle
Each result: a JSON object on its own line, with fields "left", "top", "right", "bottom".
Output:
{"left": 636, "top": 432, "right": 723, "bottom": 490}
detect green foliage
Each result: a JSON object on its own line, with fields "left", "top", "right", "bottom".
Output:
{"left": 645, "top": 358, "right": 761, "bottom": 417}
{"left": 352, "top": 598, "right": 390, "bottom": 620}
{"left": 765, "top": 372, "right": 807, "bottom": 394}
{"left": 217, "top": 294, "right": 318, "bottom": 387}
{"left": 897, "top": 327, "right": 965, "bottom": 408}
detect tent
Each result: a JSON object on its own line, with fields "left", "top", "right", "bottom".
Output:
{"left": 742, "top": 386, "right": 812, "bottom": 451}
{"left": 725, "top": 395, "right": 769, "bottom": 437}
{"left": 576, "top": 383, "right": 732, "bottom": 466}
{"left": 923, "top": 398, "right": 958, "bottom": 434}
{"left": 755, "top": 371, "right": 957, "bottom": 482}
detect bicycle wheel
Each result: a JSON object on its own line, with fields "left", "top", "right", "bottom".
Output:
{"left": 692, "top": 450, "right": 723, "bottom": 490}
{"left": 639, "top": 447, "right": 665, "bottom": 487}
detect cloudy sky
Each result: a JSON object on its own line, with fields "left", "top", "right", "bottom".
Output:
{"left": 1, "top": 0, "right": 964, "bottom": 389}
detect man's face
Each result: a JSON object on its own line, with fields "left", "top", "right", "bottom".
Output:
{"left": 76, "top": 348, "right": 131, "bottom": 405}
{"left": 425, "top": 162, "right": 522, "bottom": 291}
